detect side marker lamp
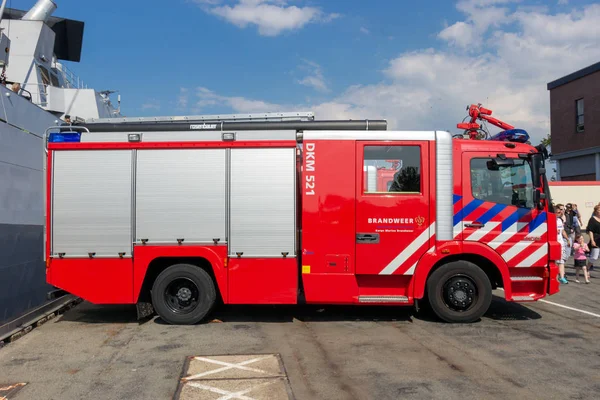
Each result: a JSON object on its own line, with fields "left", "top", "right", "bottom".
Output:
{"left": 128, "top": 133, "right": 142, "bottom": 142}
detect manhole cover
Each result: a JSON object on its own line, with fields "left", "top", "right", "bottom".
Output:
{"left": 0, "top": 383, "right": 27, "bottom": 399}
{"left": 175, "top": 354, "right": 293, "bottom": 399}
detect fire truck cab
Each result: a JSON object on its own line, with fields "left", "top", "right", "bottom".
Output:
{"left": 43, "top": 112, "right": 559, "bottom": 324}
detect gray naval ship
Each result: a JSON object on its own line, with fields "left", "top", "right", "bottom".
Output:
{"left": 0, "top": 0, "right": 121, "bottom": 335}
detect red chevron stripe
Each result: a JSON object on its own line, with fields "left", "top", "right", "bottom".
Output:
{"left": 462, "top": 201, "right": 495, "bottom": 223}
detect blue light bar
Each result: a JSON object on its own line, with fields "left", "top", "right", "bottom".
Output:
{"left": 489, "top": 129, "right": 530, "bottom": 143}
{"left": 48, "top": 132, "right": 82, "bottom": 143}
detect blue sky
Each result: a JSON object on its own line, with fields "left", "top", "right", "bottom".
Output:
{"left": 17, "top": 0, "right": 600, "bottom": 143}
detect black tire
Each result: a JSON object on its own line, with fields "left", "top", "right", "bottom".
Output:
{"left": 151, "top": 263, "right": 216, "bottom": 325}
{"left": 426, "top": 261, "right": 492, "bottom": 323}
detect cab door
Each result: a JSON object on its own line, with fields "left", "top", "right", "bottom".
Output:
{"left": 460, "top": 152, "right": 547, "bottom": 268}
{"left": 355, "top": 141, "right": 431, "bottom": 275}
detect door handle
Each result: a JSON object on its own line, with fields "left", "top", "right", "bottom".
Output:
{"left": 465, "top": 222, "right": 485, "bottom": 228}
{"left": 356, "top": 233, "right": 380, "bottom": 244}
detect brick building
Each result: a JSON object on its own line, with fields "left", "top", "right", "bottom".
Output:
{"left": 547, "top": 61, "right": 600, "bottom": 181}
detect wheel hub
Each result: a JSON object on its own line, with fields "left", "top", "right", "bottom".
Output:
{"left": 443, "top": 276, "right": 477, "bottom": 312}
{"left": 164, "top": 278, "right": 200, "bottom": 315}
{"left": 177, "top": 287, "right": 192, "bottom": 302}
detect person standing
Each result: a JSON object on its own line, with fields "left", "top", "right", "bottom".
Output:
{"left": 572, "top": 204, "right": 582, "bottom": 235}
{"left": 572, "top": 234, "right": 591, "bottom": 284}
{"left": 586, "top": 205, "right": 600, "bottom": 275}
{"left": 565, "top": 204, "right": 579, "bottom": 255}
{"left": 556, "top": 204, "right": 571, "bottom": 284}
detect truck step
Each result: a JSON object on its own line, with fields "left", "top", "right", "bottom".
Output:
{"left": 510, "top": 276, "right": 543, "bottom": 282}
{"left": 512, "top": 295, "right": 535, "bottom": 301}
{"left": 358, "top": 295, "right": 410, "bottom": 304}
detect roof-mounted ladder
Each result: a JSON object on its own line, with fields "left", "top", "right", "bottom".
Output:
{"left": 84, "top": 111, "right": 316, "bottom": 124}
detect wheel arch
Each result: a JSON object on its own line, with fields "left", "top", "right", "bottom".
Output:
{"left": 413, "top": 242, "right": 511, "bottom": 300}
{"left": 133, "top": 246, "right": 228, "bottom": 304}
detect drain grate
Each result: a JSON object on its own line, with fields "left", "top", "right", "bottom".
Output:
{"left": 0, "top": 383, "right": 27, "bottom": 399}
{"left": 174, "top": 354, "right": 293, "bottom": 400}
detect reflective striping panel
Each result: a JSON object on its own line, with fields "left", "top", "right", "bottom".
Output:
{"left": 435, "top": 130, "right": 453, "bottom": 241}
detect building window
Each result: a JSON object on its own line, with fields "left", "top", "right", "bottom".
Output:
{"left": 363, "top": 146, "right": 421, "bottom": 194}
{"left": 576, "top": 98, "right": 584, "bottom": 132}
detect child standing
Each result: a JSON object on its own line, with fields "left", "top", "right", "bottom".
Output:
{"left": 573, "top": 234, "right": 591, "bottom": 284}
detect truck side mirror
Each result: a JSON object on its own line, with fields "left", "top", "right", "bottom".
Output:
{"left": 533, "top": 189, "right": 546, "bottom": 210}
{"left": 531, "top": 154, "right": 544, "bottom": 188}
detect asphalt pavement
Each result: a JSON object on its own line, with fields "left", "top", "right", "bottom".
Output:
{"left": 0, "top": 262, "right": 599, "bottom": 400}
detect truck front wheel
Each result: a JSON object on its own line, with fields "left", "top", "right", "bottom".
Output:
{"left": 426, "top": 261, "right": 492, "bottom": 323}
{"left": 151, "top": 263, "right": 216, "bottom": 325}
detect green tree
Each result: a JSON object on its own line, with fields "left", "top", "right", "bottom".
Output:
{"left": 390, "top": 167, "right": 420, "bottom": 192}
{"left": 540, "top": 134, "right": 551, "bottom": 147}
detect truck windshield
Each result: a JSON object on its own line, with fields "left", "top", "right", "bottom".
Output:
{"left": 470, "top": 158, "right": 534, "bottom": 209}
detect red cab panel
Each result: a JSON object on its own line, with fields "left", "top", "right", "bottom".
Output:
{"left": 300, "top": 140, "right": 358, "bottom": 298}
{"left": 356, "top": 141, "right": 431, "bottom": 276}
{"left": 228, "top": 258, "right": 297, "bottom": 304}
{"left": 301, "top": 274, "right": 358, "bottom": 304}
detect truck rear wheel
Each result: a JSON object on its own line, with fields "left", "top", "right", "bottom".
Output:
{"left": 426, "top": 261, "right": 492, "bottom": 323}
{"left": 151, "top": 263, "right": 216, "bottom": 325}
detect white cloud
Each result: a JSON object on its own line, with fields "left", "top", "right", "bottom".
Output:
{"left": 193, "top": 0, "right": 339, "bottom": 36}
{"left": 296, "top": 59, "right": 329, "bottom": 92}
{"left": 438, "top": 0, "right": 516, "bottom": 50}
{"left": 141, "top": 99, "right": 160, "bottom": 111}
{"left": 360, "top": 27, "right": 370, "bottom": 34}
{"left": 192, "top": 87, "right": 282, "bottom": 113}
{"left": 181, "top": 2, "right": 600, "bottom": 145}
{"left": 177, "top": 88, "right": 189, "bottom": 109}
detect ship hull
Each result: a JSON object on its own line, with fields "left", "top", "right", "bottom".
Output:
{"left": 0, "top": 85, "right": 60, "bottom": 327}
{"left": 0, "top": 223, "right": 49, "bottom": 324}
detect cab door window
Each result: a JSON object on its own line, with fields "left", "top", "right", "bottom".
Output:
{"left": 363, "top": 146, "right": 421, "bottom": 194}
{"left": 470, "top": 158, "right": 534, "bottom": 208}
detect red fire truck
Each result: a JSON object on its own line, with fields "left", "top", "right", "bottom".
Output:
{"left": 43, "top": 111, "right": 560, "bottom": 325}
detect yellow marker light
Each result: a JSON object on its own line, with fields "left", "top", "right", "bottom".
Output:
{"left": 302, "top": 265, "right": 311, "bottom": 274}
{"left": 441, "top": 249, "right": 451, "bottom": 254}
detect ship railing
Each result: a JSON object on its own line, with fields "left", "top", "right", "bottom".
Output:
{"left": 52, "top": 62, "right": 87, "bottom": 89}
{"left": 18, "top": 83, "right": 48, "bottom": 107}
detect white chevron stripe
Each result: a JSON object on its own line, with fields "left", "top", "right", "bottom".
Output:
{"left": 379, "top": 223, "right": 435, "bottom": 275}
{"left": 403, "top": 246, "right": 435, "bottom": 275}
{"left": 501, "top": 223, "right": 548, "bottom": 262}
{"left": 489, "top": 221, "right": 527, "bottom": 249}
{"left": 516, "top": 244, "right": 548, "bottom": 267}
{"left": 404, "top": 262, "right": 418, "bottom": 276}
{"left": 489, "top": 222, "right": 547, "bottom": 250}
{"left": 464, "top": 221, "right": 501, "bottom": 242}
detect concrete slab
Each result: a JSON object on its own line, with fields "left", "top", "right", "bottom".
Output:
{"left": 176, "top": 354, "right": 292, "bottom": 399}
{"left": 179, "top": 378, "right": 291, "bottom": 400}
{"left": 183, "top": 354, "right": 286, "bottom": 380}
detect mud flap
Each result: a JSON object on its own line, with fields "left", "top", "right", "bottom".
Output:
{"left": 136, "top": 301, "right": 155, "bottom": 320}
{"left": 548, "top": 261, "right": 560, "bottom": 295}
